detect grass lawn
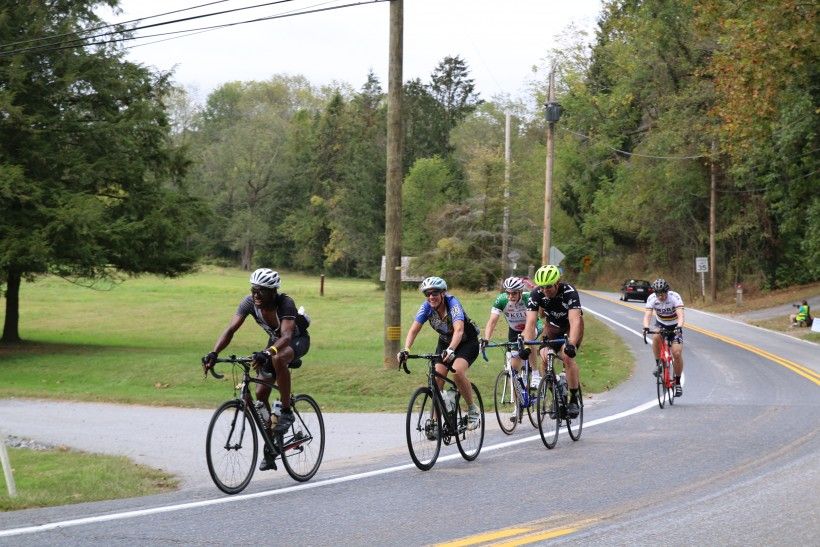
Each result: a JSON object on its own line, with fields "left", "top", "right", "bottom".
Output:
{"left": 0, "top": 266, "right": 634, "bottom": 412}
{"left": 0, "top": 445, "right": 177, "bottom": 511}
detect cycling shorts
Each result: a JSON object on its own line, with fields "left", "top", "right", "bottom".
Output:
{"left": 435, "top": 336, "right": 480, "bottom": 367}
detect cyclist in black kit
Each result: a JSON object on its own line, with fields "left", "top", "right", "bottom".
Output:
{"left": 522, "top": 265, "right": 585, "bottom": 418}
{"left": 202, "top": 268, "right": 310, "bottom": 470}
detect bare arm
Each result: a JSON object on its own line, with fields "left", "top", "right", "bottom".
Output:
{"left": 212, "top": 314, "right": 247, "bottom": 354}
{"left": 676, "top": 307, "right": 685, "bottom": 328}
{"left": 448, "top": 319, "right": 464, "bottom": 351}
{"left": 403, "top": 320, "right": 424, "bottom": 350}
{"left": 523, "top": 309, "right": 538, "bottom": 342}
{"left": 567, "top": 308, "right": 583, "bottom": 346}
{"left": 642, "top": 308, "right": 653, "bottom": 329}
{"left": 483, "top": 313, "right": 501, "bottom": 340}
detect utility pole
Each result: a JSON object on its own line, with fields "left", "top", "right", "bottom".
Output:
{"left": 542, "top": 68, "right": 561, "bottom": 264}
{"left": 501, "top": 112, "right": 511, "bottom": 278}
{"left": 383, "top": 0, "right": 403, "bottom": 369}
{"left": 709, "top": 139, "right": 718, "bottom": 302}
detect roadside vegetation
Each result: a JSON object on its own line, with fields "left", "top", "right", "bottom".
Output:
{"left": 0, "top": 445, "right": 177, "bottom": 511}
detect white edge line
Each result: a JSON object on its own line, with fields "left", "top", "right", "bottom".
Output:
{"left": 1, "top": 303, "right": 658, "bottom": 539}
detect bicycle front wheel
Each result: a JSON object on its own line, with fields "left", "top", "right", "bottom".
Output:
{"left": 493, "top": 369, "right": 519, "bottom": 435}
{"left": 406, "top": 387, "right": 441, "bottom": 470}
{"left": 537, "top": 377, "right": 560, "bottom": 449}
{"left": 279, "top": 394, "right": 325, "bottom": 482}
{"left": 566, "top": 386, "right": 583, "bottom": 441}
{"left": 656, "top": 363, "right": 667, "bottom": 409}
{"left": 206, "top": 400, "right": 258, "bottom": 495}
{"left": 455, "top": 382, "right": 484, "bottom": 461}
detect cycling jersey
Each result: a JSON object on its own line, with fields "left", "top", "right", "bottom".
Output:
{"left": 414, "top": 294, "right": 479, "bottom": 345}
{"left": 236, "top": 293, "right": 305, "bottom": 339}
{"left": 645, "top": 290, "right": 684, "bottom": 326}
{"left": 526, "top": 283, "right": 583, "bottom": 332}
{"left": 491, "top": 291, "right": 544, "bottom": 340}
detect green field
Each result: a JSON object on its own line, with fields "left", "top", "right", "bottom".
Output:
{"left": 0, "top": 267, "right": 633, "bottom": 412}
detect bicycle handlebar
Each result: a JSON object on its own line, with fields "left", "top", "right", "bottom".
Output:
{"left": 643, "top": 327, "right": 679, "bottom": 345}
{"left": 203, "top": 355, "right": 254, "bottom": 379}
{"left": 480, "top": 336, "right": 567, "bottom": 362}
{"left": 398, "top": 353, "right": 456, "bottom": 375}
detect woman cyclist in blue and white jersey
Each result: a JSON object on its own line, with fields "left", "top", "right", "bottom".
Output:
{"left": 481, "top": 276, "right": 544, "bottom": 386}
{"left": 522, "top": 265, "right": 585, "bottom": 418}
{"left": 642, "top": 278, "right": 686, "bottom": 397}
{"left": 398, "top": 276, "right": 481, "bottom": 429}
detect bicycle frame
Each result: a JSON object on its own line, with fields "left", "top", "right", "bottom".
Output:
{"left": 208, "top": 357, "right": 311, "bottom": 464}
{"left": 482, "top": 341, "right": 534, "bottom": 409}
{"left": 402, "top": 354, "right": 464, "bottom": 441}
{"left": 644, "top": 329, "right": 677, "bottom": 408}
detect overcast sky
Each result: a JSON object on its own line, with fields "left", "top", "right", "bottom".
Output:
{"left": 104, "top": 0, "right": 604, "bottom": 103}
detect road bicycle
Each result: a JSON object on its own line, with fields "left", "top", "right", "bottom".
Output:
{"left": 481, "top": 341, "right": 540, "bottom": 434}
{"left": 399, "top": 352, "right": 485, "bottom": 471}
{"left": 644, "top": 327, "right": 678, "bottom": 408}
{"left": 203, "top": 355, "right": 325, "bottom": 494}
{"left": 520, "top": 337, "right": 584, "bottom": 449}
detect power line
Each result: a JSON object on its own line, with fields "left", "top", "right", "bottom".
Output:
{"left": 559, "top": 126, "right": 707, "bottom": 160}
{"left": 0, "top": 0, "right": 233, "bottom": 51}
{"left": 0, "top": 0, "right": 351, "bottom": 58}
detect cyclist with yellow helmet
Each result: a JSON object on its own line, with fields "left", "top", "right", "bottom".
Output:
{"left": 522, "top": 265, "right": 584, "bottom": 418}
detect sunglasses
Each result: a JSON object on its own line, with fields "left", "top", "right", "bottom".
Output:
{"left": 506, "top": 291, "right": 521, "bottom": 296}
{"left": 539, "top": 284, "right": 556, "bottom": 290}
{"left": 251, "top": 286, "right": 273, "bottom": 296}
{"left": 424, "top": 290, "right": 443, "bottom": 297}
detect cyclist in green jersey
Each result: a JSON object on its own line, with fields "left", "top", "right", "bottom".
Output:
{"left": 480, "top": 277, "right": 543, "bottom": 386}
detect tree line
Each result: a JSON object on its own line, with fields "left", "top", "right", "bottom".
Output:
{"left": 1, "top": 0, "right": 817, "bottom": 342}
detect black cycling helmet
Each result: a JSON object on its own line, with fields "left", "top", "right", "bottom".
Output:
{"left": 652, "top": 278, "right": 670, "bottom": 293}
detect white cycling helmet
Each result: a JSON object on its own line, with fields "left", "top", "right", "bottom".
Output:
{"left": 419, "top": 276, "right": 447, "bottom": 293}
{"left": 502, "top": 276, "right": 525, "bottom": 292}
{"left": 249, "top": 268, "right": 280, "bottom": 289}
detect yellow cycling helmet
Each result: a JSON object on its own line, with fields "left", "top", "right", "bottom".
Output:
{"left": 533, "top": 265, "right": 560, "bottom": 287}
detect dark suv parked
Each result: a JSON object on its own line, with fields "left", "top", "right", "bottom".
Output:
{"left": 620, "top": 279, "right": 653, "bottom": 302}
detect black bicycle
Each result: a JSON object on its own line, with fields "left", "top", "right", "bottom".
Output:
{"left": 203, "top": 355, "right": 325, "bottom": 494}
{"left": 520, "top": 337, "right": 584, "bottom": 449}
{"left": 481, "top": 341, "right": 540, "bottom": 434}
{"left": 399, "top": 353, "right": 485, "bottom": 471}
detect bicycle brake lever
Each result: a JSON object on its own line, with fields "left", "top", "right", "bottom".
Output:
{"left": 401, "top": 361, "right": 410, "bottom": 374}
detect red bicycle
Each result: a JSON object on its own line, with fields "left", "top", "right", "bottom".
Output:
{"left": 644, "top": 328, "right": 677, "bottom": 408}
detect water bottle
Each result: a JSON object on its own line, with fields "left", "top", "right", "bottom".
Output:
{"left": 254, "top": 401, "right": 270, "bottom": 427}
{"left": 441, "top": 390, "right": 455, "bottom": 413}
{"left": 271, "top": 400, "right": 282, "bottom": 427}
{"left": 557, "top": 372, "right": 567, "bottom": 401}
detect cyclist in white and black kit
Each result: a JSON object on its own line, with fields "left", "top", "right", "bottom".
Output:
{"left": 202, "top": 268, "right": 309, "bottom": 470}
{"left": 522, "top": 265, "right": 585, "bottom": 418}
{"left": 642, "top": 278, "right": 685, "bottom": 397}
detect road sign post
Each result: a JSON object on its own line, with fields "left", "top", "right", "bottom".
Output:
{"left": 696, "top": 257, "right": 708, "bottom": 299}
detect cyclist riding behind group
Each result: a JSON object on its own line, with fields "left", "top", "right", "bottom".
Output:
{"left": 642, "top": 278, "right": 685, "bottom": 397}
{"left": 521, "top": 264, "right": 584, "bottom": 418}
{"left": 480, "top": 276, "right": 544, "bottom": 387}
{"left": 398, "top": 276, "right": 482, "bottom": 430}
{"left": 202, "top": 268, "right": 310, "bottom": 470}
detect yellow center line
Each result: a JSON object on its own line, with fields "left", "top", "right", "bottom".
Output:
{"left": 581, "top": 290, "right": 820, "bottom": 386}
{"left": 434, "top": 527, "right": 536, "bottom": 547}
{"left": 489, "top": 526, "right": 578, "bottom": 546}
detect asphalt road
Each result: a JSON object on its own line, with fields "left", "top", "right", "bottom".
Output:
{"left": 1, "top": 291, "right": 817, "bottom": 545}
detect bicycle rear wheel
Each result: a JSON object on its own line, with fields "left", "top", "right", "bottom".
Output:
{"left": 406, "top": 387, "right": 441, "bottom": 470}
{"left": 493, "top": 369, "right": 519, "bottom": 435}
{"left": 537, "top": 377, "right": 560, "bottom": 449}
{"left": 666, "top": 361, "right": 675, "bottom": 406}
{"left": 206, "top": 400, "right": 257, "bottom": 495}
{"left": 279, "top": 394, "right": 325, "bottom": 482}
{"left": 566, "top": 386, "right": 584, "bottom": 441}
{"left": 455, "top": 382, "right": 484, "bottom": 461}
